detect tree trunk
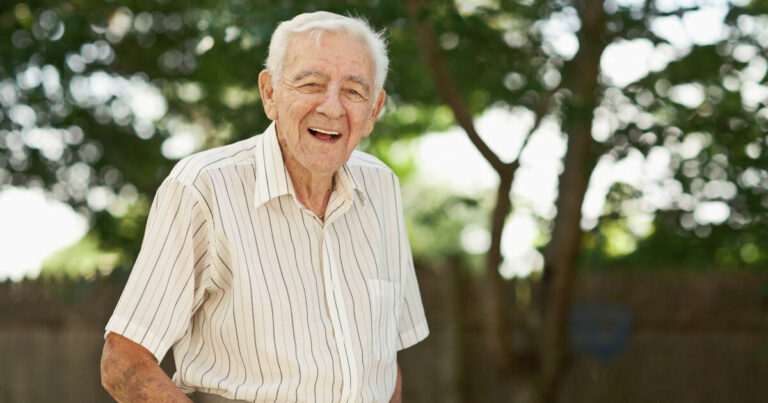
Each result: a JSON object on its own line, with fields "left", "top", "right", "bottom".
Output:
{"left": 537, "top": 1, "right": 607, "bottom": 402}
{"left": 405, "top": 0, "right": 518, "bottom": 373}
{"left": 483, "top": 171, "right": 514, "bottom": 367}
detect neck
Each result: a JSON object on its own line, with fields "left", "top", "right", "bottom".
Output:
{"left": 278, "top": 145, "right": 335, "bottom": 220}
{"left": 290, "top": 168, "right": 335, "bottom": 216}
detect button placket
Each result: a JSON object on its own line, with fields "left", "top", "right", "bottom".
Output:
{"left": 321, "top": 224, "right": 358, "bottom": 401}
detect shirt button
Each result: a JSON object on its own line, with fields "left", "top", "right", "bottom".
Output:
{"left": 328, "top": 283, "right": 335, "bottom": 291}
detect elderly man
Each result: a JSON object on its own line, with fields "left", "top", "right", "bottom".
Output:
{"left": 100, "top": 11, "right": 429, "bottom": 403}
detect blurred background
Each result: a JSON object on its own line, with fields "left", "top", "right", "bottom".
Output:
{"left": 1, "top": 0, "right": 767, "bottom": 402}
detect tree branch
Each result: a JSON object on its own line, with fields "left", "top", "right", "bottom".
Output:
{"left": 643, "top": 0, "right": 654, "bottom": 20}
{"left": 643, "top": 0, "right": 699, "bottom": 18}
{"left": 505, "top": 88, "right": 556, "bottom": 172}
{"left": 405, "top": 0, "right": 507, "bottom": 174}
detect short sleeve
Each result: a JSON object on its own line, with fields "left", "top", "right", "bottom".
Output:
{"left": 105, "top": 177, "right": 210, "bottom": 362}
{"left": 391, "top": 175, "right": 429, "bottom": 351}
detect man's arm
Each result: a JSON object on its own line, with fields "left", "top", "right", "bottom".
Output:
{"left": 101, "top": 332, "right": 192, "bottom": 402}
{"left": 390, "top": 363, "right": 402, "bottom": 403}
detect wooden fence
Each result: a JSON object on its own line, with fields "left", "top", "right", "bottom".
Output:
{"left": 1, "top": 268, "right": 766, "bottom": 402}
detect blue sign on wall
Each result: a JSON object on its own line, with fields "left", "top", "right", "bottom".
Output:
{"left": 569, "top": 303, "right": 632, "bottom": 360}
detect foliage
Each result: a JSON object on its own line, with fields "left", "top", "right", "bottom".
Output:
{"left": 576, "top": 2, "right": 768, "bottom": 269}
{"left": 2, "top": 0, "right": 768, "bottom": 275}
{"left": 402, "top": 182, "right": 492, "bottom": 265}
{"left": 40, "top": 233, "right": 120, "bottom": 278}
{"left": 0, "top": 0, "right": 455, "bottom": 263}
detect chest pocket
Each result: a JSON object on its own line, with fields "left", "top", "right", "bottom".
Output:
{"left": 366, "top": 278, "right": 401, "bottom": 357}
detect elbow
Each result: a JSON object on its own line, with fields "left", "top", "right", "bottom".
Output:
{"left": 101, "top": 332, "right": 134, "bottom": 396}
{"left": 100, "top": 361, "right": 112, "bottom": 394}
{"left": 100, "top": 337, "right": 118, "bottom": 394}
{"left": 100, "top": 332, "right": 159, "bottom": 398}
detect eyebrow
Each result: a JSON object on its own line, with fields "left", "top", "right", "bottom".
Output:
{"left": 291, "top": 70, "right": 371, "bottom": 93}
{"left": 344, "top": 75, "right": 371, "bottom": 94}
{"left": 292, "top": 70, "right": 329, "bottom": 82}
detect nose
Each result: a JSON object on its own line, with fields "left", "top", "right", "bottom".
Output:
{"left": 315, "top": 90, "right": 345, "bottom": 119}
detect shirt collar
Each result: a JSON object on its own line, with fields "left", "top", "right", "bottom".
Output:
{"left": 253, "top": 122, "right": 368, "bottom": 210}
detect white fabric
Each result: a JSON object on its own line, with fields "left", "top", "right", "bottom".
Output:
{"left": 105, "top": 122, "right": 429, "bottom": 402}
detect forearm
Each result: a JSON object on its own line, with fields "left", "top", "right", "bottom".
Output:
{"left": 101, "top": 332, "right": 191, "bottom": 403}
{"left": 390, "top": 363, "right": 402, "bottom": 403}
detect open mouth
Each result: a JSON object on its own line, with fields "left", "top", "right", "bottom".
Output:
{"left": 308, "top": 127, "right": 341, "bottom": 142}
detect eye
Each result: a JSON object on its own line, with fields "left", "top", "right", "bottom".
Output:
{"left": 347, "top": 89, "right": 367, "bottom": 100}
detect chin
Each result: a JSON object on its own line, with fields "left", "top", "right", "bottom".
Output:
{"left": 302, "top": 159, "right": 342, "bottom": 176}
{"left": 305, "top": 152, "right": 348, "bottom": 171}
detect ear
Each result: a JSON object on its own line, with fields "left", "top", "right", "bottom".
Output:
{"left": 258, "top": 69, "right": 278, "bottom": 120}
{"left": 363, "top": 89, "right": 387, "bottom": 137}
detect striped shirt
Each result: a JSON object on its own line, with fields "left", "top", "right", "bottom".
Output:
{"left": 105, "top": 122, "right": 429, "bottom": 402}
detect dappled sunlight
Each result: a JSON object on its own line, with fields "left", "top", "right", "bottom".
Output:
{"left": 2, "top": 0, "right": 768, "bottom": 281}
{"left": 1, "top": 4, "right": 768, "bottom": 403}
{"left": 0, "top": 187, "right": 87, "bottom": 281}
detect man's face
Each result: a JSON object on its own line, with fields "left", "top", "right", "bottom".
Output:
{"left": 259, "top": 31, "right": 386, "bottom": 178}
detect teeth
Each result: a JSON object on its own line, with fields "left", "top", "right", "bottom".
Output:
{"left": 310, "top": 128, "right": 340, "bottom": 135}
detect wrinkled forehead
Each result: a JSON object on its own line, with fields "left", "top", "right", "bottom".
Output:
{"left": 283, "top": 30, "right": 375, "bottom": 78}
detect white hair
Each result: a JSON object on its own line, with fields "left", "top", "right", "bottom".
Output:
{"left": 265, "top": 11, "right": 389, "bottom": 92}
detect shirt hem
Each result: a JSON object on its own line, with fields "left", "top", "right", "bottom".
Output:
{"left": 396, "top": 322, "right": 429, "bottom": 351}
{"left": 105, "top": 316, "right": 171, "bottom": 363}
